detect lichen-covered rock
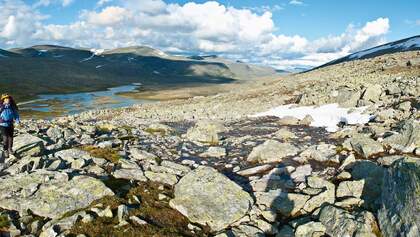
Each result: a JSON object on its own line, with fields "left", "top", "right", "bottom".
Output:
{"left": 13, "top": 134, "right": 46, "bottom": 157}
{"left": 247, "top": 140, "right": 299, "bottom": 163}
{"left": 303, "top": 176, "right": 335, "bottom": 213}
{"left": 255, "top": 189, "right": 310, "bottom": 218}
{"left": 378, "top": 157, "right": 420, "bottom": 237}
{"left": 186, "top": 120, "right": 226, "bottom": 144}
{"left": 0, "top": 170, "right": 113, "bottom": 219}
{"left": 319, "top": 205, "right": 380, "bottom": 237}
{"left": 169, "top": 166, "right": 253, "bottom": 232}
{"left": 350, "top": 160, "right": 385, "bottom": 210}
{"left": 336, "top": 180, "right": 365, "bottom": 198}
{"left": 348, "top": 135, "right": 384, "bottom": 158}
{"left": 295, "top": 221, "right": 326, "bottom": 237}
{"left": 383, "top": 120, "right": 420, "bottom": 153}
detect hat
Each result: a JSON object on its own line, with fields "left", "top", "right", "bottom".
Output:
{"left": 1, "top": 94, "right": 10, "bottom": 100}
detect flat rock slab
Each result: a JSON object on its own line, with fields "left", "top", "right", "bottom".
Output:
{"left": 13, "top": 134, "right": 46, "bottom": 157}
{"left": 169, "top": 166, "right": 253, "bottom": 232}
{"left": 0, "top": 170, "right": 113, "bottom": 219}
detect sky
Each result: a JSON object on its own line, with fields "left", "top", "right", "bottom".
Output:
{"left": 0, "top": 0, "right": 419, "bottom": 69}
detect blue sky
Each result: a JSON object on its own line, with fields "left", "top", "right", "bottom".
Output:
{"left": 1, "top": 0, "right": 419, "bottom": 69}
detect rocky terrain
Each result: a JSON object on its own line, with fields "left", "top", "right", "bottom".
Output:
{"left": 0, "top": 50, "right": 419, "bottom": 237}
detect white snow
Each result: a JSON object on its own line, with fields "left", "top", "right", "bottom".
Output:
{"left": 96, "top": 65, "right": 105, "bottom": 68}
{"left": 90, "top": 48, "right": 105, "bottom": 55}
{"left": 80, "top": 53, "right": 95, "bottom": 62}
{"left": 156, "top": 50, "right": 167, "bottom": 57}
{"left": 252, "top": 103, "right": 373, "bottom": 132}
{"left": 153, "top": 70, "right": 160, "bottom": 74}
{"left": 39, "top": 49, "right": 48, "bottom": 52}
{"left": 350, "top": 36, "right": 420, "bottom": 59}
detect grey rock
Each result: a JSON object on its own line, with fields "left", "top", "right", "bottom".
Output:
{"left": 303, "top": 176, "right": 335, "bottom": 213}
{"left": 290, "top": 164, "right": 312, "bottom": 183}
{"left": 0, "top": 170, "right": 113, "bottom": 218}
{"left": 299, "top": 144, "right": 339, "bottom": 164}
{"left": 169, "top": 166, "right": 253, "bottom": 232}
{"left": 336, "top": 180, "right": 365, "bottom": 198}
{"left": 348, "top": 135, "right": 384, "bottom": 158}
{"left": 319, "top": 205, "right": 380, "bottom": 237}
{"left": 295, "top": 221, "right": 326, "bottom": 237}
{"left": 200, "top": 147, "right": 226, "bottom": 158}
{"left": 378, "top": 157, "right": 420, "bottom": 237}
{"left": 350, "top": 160, "right": 385, "bottom": 210}
{"left": 383, "top": 120, "right": 420, "bottom": 153}
{"left": 236, "top": 164, "right": 274, "bottom": 176}
{"left": 144, "top": 171, "right": 178, "bottom": 186}
{"left": 255, "top": 189, "right": 310, "bottom": 218}
{"left": 362, "top": 84, "right": 382, "bottom": 102}
{"left": 247, "top": 140, "right": 299, "bottom": 163}
{"left": 186, "top": 120, "right": 226, "bottom": 144}
{"left": 113, "top": 168, "right": 147, "bottom": 181}
{"left": 13, "top": 134, "right": 46, "bottom": 157}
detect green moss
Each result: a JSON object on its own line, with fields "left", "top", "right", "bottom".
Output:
{"left": 0, "top": 214, "right": 10, "bottom": 230}
{"left": 81, "top": 146, "right": 122, "bottom": 164}
{"left": 68, "top": 181, "right": 209, "bottom": 237}
{"left": 144, "top": 128, "right": 168, "bottom": 136}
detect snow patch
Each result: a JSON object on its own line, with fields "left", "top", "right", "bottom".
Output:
{"left": 252, "top": 103, "right": 373, "bottom": 132}
{"left": 350, "top": 37, "right": 420, "bottom": 59}
{"left": 96, "top": 65, "right": 105, "bottom": 68}
{"left": 90, "top": 48, "right": 105, "bottom": 55}
{"left": 80, "top": 53, "right": 95, "bottom": 62}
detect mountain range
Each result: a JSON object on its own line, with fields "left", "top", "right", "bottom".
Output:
{"left": 0, "top": 45, "right": 277, "bottom": 101}
{"left": 1, "top": 35, "right": 419, "bottom": 101}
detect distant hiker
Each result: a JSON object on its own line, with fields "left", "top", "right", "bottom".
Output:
{"left": 0, "top": 94, "right": 20, "bottom": 159}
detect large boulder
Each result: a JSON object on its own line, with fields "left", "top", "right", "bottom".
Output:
{"left": 0, "top": 170, "right": 113, "bottom": 218}
{"left": 169, "top": 166, "right": 253, "bottom": 232}
{"left": 348, "top": 135, "right": 384, "bottom": 158}
{"left": 247, "top": 140, "right": 299, "bottom": 163}
{"left": 255, "top": 189, "right": 310, "bottom": 218}
{"left": 378, "top": 157, "right": 420, "bottom": 237}
{"left": 186, "top": 120, "right": 226, "bottom": 144}
{"left": 362, "top": 84, "right": 382, "bottom": 103}
{"left": 383, "top": 120, "right": 420, "bottom": 153}
{"left": 13, "top": 134, "right": 46, "bottom": 157}
{"left": 319, "top": 205, "right": 380, "bottom": 237}
{"left": 350, "top": 160, "right": 386, "bottom": 210}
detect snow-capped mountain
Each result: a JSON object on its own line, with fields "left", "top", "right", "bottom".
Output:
{"left": 317, "top": 35, "right": 420, "bottom": 69}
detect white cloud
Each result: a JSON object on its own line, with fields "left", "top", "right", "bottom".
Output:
{"left": 289, "top": 0, "right": 304, "bottom": 5}
{"left": 0, "top": 0, "right": 392, "bottom": 70}
{"left": 34, "top": 0, "right": 74, "bottom": 7}
{"left": 97, "top": 0, "right": 113, "bottom": 7}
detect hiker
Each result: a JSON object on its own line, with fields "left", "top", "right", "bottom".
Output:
{"left": 0, "top": 94, "right": 20, "bottom": 159}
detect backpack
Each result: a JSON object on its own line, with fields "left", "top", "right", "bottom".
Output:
{"left": 0, "top": 105, "right": 15, "bottom": 124}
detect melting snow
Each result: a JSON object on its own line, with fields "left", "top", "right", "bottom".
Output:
{"left": 252, "top": 103, "right": 374, "bottom": 132}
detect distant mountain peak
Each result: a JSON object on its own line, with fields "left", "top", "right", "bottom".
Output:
{"left": 316, "top": 35, "right": 420, "bottom": 69}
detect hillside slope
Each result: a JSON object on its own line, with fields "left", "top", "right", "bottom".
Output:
{"left": 315, "top": 35, "right": 420, "bottom": 69}
{"left": 0, "top": 45, "right": 277, "bottom": 101}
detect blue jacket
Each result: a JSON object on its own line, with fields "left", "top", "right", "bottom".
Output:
{"left": 0, "top": 104, "right": 20, "bottom": 127}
